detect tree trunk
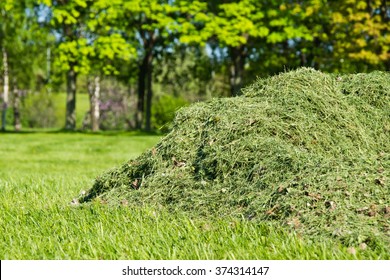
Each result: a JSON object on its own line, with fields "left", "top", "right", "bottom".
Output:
{"left": 88, "top": 75, "right": 100, "bottom": 132}
{"left": 125, "top": 83, "right": 134, "bottom": 129}
{"left": 12, "top": 78, "right": 21, "bottom": 131}
{"left": 229, "top": 45, "right": 246, "bottom": 96}
{"left": 379, "top": 0, "right": 389, "bottom": 71}
{"left": 1, "top": 47, "right": 9, "bottom": 131}
{"left": 145, "top": 48, "right": 153, "bottom": 132}
{"left": 46, "top": 47, "right": 51, "bottom": 94}
{"left": 65, "top": 64, "right": 77, "bottom": 130}
{"left": 310, "top": 38, "right": 321, "bottom": 69}
{"left": 136, "top": 56, "right": 147, "bottom": 129}
{"left": 136, "top": 29, "right": 157, "bottom": 131}
{"left": 379, "top": 0, "right": 388, "bottom": 20}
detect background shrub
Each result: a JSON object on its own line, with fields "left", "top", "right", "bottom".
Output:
{"left": 21, "top": 92, "right": 57, "bottom": 128}
{"left": 152, "top": 95, "right": 188, "bottom": 132}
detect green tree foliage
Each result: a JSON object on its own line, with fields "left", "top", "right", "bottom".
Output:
{"left": 273, "top": 0, "right": 390, "bottom": 72}
{"left": 182, "top": 0, "right": 314, "bottom": 96}
{"left": 330, "top": 0, "right": 389, "bottom": 71}
{"left": 3, "top": 0, "right": 390, "bottom": 131}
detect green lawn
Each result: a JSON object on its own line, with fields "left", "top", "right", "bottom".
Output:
{"left": 0, "top": 132, "right": 387, "bottom": 259}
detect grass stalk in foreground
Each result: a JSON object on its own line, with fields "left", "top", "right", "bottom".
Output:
{"left": 2, "top": 200, "right": 386, "bottom": 260}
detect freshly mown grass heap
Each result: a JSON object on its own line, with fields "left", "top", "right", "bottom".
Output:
{"left": 80, "top": 68, "right": 389, "bottom": 249}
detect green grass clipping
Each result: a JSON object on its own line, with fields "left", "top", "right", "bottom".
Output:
{"left": 80, "top": 68, "right": 389, "bottom": 249}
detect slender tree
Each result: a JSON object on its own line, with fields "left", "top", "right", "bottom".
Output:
{"left": 119, "top": 0, "right": 185, "bottom": 131}
{"left": 40, "top": 0, "right": 94, "bottom": 130}
{"left": 1, "top": 0, "right": 36, "bottom": 131}
{"left": 86, "top": 1, "right": 135, "bottom": 131}
{"left": 86, "top": 34, "right": 135, "bottom": 131}
{"left": 1, "top": 47, "right": 9, "bottom": 131}
{"left": 0, "top": 1, "right": 14, "bottom": 131}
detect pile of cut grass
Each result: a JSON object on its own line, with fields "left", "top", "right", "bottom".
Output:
{"left": 80, "top": 68, "right": 389, "bottom": 249}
